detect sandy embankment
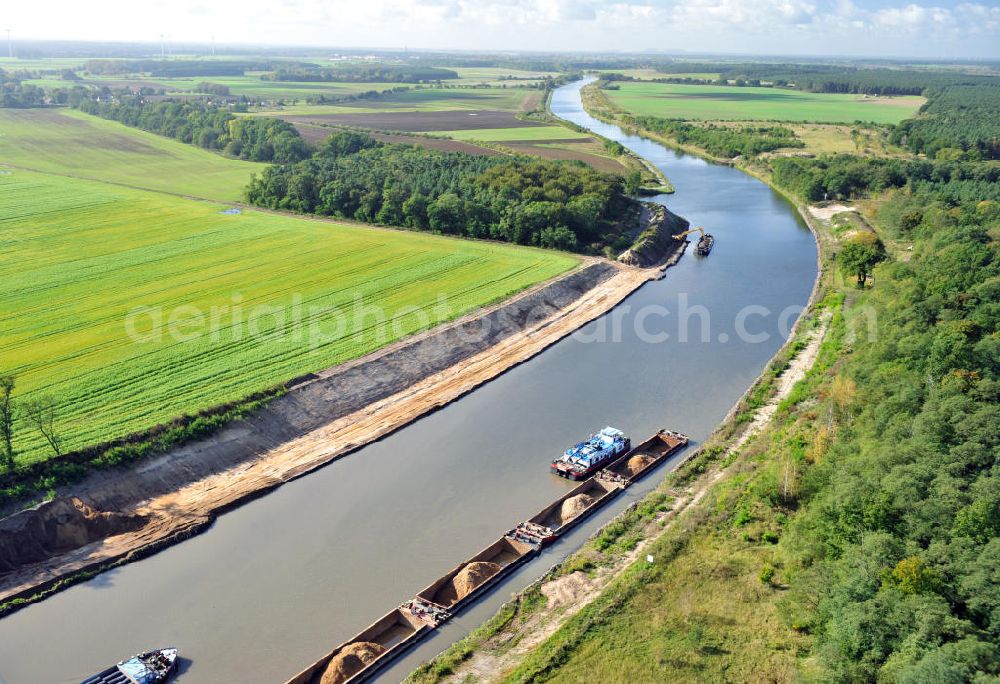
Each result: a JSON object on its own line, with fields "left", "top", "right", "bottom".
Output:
{"left": 0, "top": 253, "right": 679, "bottom": 609}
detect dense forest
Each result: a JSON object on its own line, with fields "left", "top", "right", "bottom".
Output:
{"left": 760, "top": 153, "right": 1000, "bottom": 680}
{"left": 771, "top": 155, "right": 1000, "bottom": 202}
{"left": 246, "top": 131, "right": 632, "bottom": 252}
{"left": 891, "top": 84, "right": 1000, "bottom": 160}
{"left": 265, "top": 65, "right": 459, "bottom": 83}
{"left": 78, "top": 98, "right": 312, "bottom": 163}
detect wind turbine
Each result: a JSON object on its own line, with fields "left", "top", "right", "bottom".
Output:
{"left": 6, "top": 29, "right": 11, "bottom": 59}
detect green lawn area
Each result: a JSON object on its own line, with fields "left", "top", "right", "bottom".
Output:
{"left": 0, "top": 108, "right": 258, "bottom": 201}
{"left": 438, "top": 125, "right": 591, "bottom": 142}
{"left": 605, "top": 82, "right": 924, "bottom": 124}
{"left": 1, "top": 170, "right": 576, "bottom": 464}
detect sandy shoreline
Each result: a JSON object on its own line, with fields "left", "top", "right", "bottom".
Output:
{"left": 0, "top": 256, "right": 677, "bottom": 611}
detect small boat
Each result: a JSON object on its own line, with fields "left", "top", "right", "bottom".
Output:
{"left": 550, "top": 427, "right": 630, "bottom": 480}
{"left": 81, "top": 648, "right": 178, "bottom": 684}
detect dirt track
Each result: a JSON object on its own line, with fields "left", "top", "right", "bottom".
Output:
{"left": 0, "top": 261, "right": 663, "bottom": 609}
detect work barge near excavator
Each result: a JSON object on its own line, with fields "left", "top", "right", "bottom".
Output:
{"left": 286, "top": 429, "right": 689, "bottom": 684}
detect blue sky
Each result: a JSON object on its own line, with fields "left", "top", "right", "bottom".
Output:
{"left": 7, "top": 0, "right": 1000, "bottom": 59}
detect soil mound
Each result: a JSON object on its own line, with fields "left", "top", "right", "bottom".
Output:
{"left": 0, "top": 497, "right": 147, "bottom": 574}
{"left": 618, "top": 203, "right": 689, "bottom": 267}
{"left": 320, "top": 641, "right": 386, "bottom": 684}
{"left": 559, "top": 493, "right": 595, "bottom": 524}
{"left": 625, "top": 454, "right": 656, "bottom": 476}
{"left": 434, "top": 561, "right": 502, "bottom": 606}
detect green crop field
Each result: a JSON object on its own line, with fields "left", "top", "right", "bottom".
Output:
{"left": 23, "top": 73, "right": 434, "bottom": 102}
{"left": 449, "top": 66, "right": 558, "bottom": 85}
{"left": 604, "top": 82, "right": 924, "bottom": 124}
{"left": 0, "top": 108, "right": 258, "bottom": 201}
{"left": 97, "top": 75, "right": 408, "bottom": 100}
{"left": 439, "top": 125, "right": 591, "bottom": 142}
{"left": 0, "top": 57, "right": 88, "bottom": 71}
{"left": 257, "top": 87, "right": 539, "bottom": 114}
{"left": 614, "top": 68, "right": 721, "bottom": 81}
{"left": 1, "top": 170, "right": 575, "bottom": 464}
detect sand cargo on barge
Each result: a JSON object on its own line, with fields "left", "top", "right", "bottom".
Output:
{"left": 286, "top": 607, "right": 430, "bottom": 684}
{"left": 521, "top": 478, "right": 623, "bottom": 544}
{"left": 414, "top": 535, "right": 539, "bottom": 614}
{"left": 286, "top": 427, "right": 689, "bottom": 684}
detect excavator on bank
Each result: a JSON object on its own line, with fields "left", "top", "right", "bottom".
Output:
{"left": 673, "top": 226, "right": 715, "bottom": 256}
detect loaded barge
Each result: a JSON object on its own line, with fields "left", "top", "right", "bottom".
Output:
{"left": 286, "top": 427, "right": 689, "bottom": 684}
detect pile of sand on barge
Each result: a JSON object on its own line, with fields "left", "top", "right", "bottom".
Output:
{"left": 319, "top": 642, "right": 387, "bottom": 684}
{"left": 625, "top": 454, "right": 656, "bottom": 476}
{"left": 558, "top": 493, "right": 594, "bottom": 524}
{"left": 434, "top": 561, "right": 502, "bottom": 606}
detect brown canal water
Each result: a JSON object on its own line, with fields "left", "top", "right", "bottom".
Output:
{"left": 0, "top": 78, "right": 817, "bottom": 684}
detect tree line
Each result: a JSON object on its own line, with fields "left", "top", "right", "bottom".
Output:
{"left": 78, "top": 97, "right": 312, "bottom": 163}
{"left": 265, "top": 65, "right": 459, "bottom": 83}
{"left": 0, "top": 69, "right": 93, "bottom": 107}
{"left": 770, "top": 154, "right": 1000, "bottom": 203}
{"left": 653, "top": 62, "right": 997, "bottom": 95}
{"left": 245, "top": 131, "right": 634, "bottom": 253}
{"left": 83, "top": 59, "right": 268, "bottom": 78}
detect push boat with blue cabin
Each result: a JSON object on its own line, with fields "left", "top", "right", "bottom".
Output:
{"left": 80, "top": 648, "right": 178, "bottom": 684}
{"left": 550, "top": 426, "right": 630, "bottom": 480}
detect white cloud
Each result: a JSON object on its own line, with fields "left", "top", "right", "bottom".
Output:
{"left": 5, "top": 0, "right": 1000, "bottom": 58}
